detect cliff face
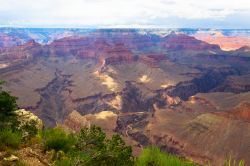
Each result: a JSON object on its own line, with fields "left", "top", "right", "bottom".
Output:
{"left": 49, "top": 37, "right": 135, "bottom": 65}
{"left": 0, "top": 40, "right": 42, "bottom": 60}
{"left": 161, "top": 33, "right": 220, "bottom": 51}
{"left": 0, "top": 31, "right": 223, "bottom": 67}
{"left": 49, "top": 36, "right": 93, "bottom": 56}
{"left": 139, "top": 54, "right": 167, "bottom": 67}
{"left": 0, "top": 33, "right": 24, "bottom": 48}
{"left": 219, "top": 103, "right": 250, "bottom": 121}
{"left": 194, "top": 31, "right": 250, "bottom": 51}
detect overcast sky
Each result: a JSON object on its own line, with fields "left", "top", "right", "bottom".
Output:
{"left": 0, "top": 0, "right": 250, "bottom": 28}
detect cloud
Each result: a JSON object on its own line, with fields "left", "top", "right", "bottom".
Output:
{"left": 0, "top": 0, "right": 250, "bottom": 28}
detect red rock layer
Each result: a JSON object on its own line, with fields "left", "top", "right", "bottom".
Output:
{"left": 194, "top": 32, "right": 250, "bottom": 51}
{"left": 0, "top": 40, "right": 41, "bottom": 60}
{"left": 221, "top": 103, "right": 250, "bottom": 121}
{"left": 139, "top": 54, "right": 167, "bottom": 67}
{"left": 50, "top": 37, "right": 135, "bottom": 65}
{"left": 161, "top": 33, "right": 220, "bottom": 51}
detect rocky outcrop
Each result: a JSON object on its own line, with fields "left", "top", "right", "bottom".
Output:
{"left": 212, "top": 74, "right": 250, "bottom": 93}
{"left": 89, "top": 29, "right": 159, "bottom": 50}
{"left": 63, "top": 110, "right": 118, "bottom": 135}
{"left": 0, "top": 33, "right": 23, "bottom": 48}
{"left": 15, "top": 109, "right": 43, "bottom": 129}
{"left": 219, "top": 103, "right": 250, "bottom": 121}
{"left": 50, "top": 37, "right": 135, "bottom": 66}
{"left": 161, "top": 33, "right": 220, "bottom": 51}
{"left": 99, "top": 43, "right": 135, "bottom": 65}
{"left": 194, "top": 31, "right": 250, "bottom": 51}
{"left": 139, "top": 54, "right": 167, "bottom": 67}
{"left": 168, "top": 68, "right": 240, "bottom": 100}
{"left": 0, "top": 40, "right": 42, "bottom": 60}
{"left": 49, "top": 36, "right": 93, "bottom": 56}
{"left": 230, "top": 46, "right": 250, "bottom": 57}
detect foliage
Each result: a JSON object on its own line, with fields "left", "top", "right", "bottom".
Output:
{"left": 224, "top": 157, "right": 245, "bottom": 166}
{"left": 0, "top": 81, "right": 19, "bottom": 129}
{"left": 20, "top": 120, "right": 39, "bottom": 143}
{"left": 41, "top": 127, "right": 76, "bottom": 152}
{"left": 136, "top": 146, "right": 197, "bottom": 166}
{"left": 0, "top": 83, "right": 18, "bottom": 115}
{"left": 0, "top": 128, "right": 22, "bottom": 150}
{"left": 53, "top": 126, "right": 134, "bottom": 166}
{"left": 100, "top": 134, "right": 134, "bottom": 166}
{"left": 54, "top": 150, "right": 89, "bottom": 166}
{"left": 14, "top": 160, "right": 28, "bottom": 166}
{"left": 0, "top": 80, "right": 39, "bottom": 146}
{"left": 76, "top": 125, "right": 106, "bottom": 152}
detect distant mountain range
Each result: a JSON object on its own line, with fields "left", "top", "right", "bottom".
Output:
{"left": 1, "top": 28, "right": 250, "bottom": 50}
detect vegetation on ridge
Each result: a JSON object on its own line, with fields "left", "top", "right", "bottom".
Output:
{"left": 136, "top": 146, "right": 196, "bottom": 166}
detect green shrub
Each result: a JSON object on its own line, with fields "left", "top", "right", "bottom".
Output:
{"left": 52, "top": 126, "right": 134, "bottom": 166}
{"left": 136, "top": 146, "right": 197, "bottom": 166}
{"left": 0, "top": 129, "right": 22, "bottom": 150}
{"left": 55, "top": 150, "right": 90, "bottom": 166}
{"left": 0, "top": 88, "right": 18, "bottom": 115}
{"left": 14, "top": 160, "right": 28, "bottom": 166}
{"left": 54, "top": 151, "right": 90, "bottom": 166}
{"left": 55, "top": 158, "right": 72, "bottom": 166}
{"left": 75, "top": 126, "right": 134, "bottom": 166}
{"left": 224, "top": 157, "right": 245, "bottom": 166}
{"left": 20, "top": 120, "right": 39, "bottom": 143}
{"left": 76, "top": 125, "right": 106, "bottom": 152}
{"left": 98, "top": 134, "right": 134, "bottom": 166}
{"left": 41, "top": 127, "right": 76, "bottom": 152}
{"left": 0, "top": 81, "right": 20, "bottom": 131}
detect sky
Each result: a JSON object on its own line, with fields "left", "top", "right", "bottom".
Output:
{"left": 0, "top": 0, "right": 250, "bottom": 28}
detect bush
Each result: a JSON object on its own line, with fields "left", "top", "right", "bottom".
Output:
{"left": 224, "top": 158, "right": 245, "bottom": 166}
{"left": 75, "top": 126, "right": 134, "bottom": 166}
{"left": 53, "top": 126, "right": 134, "bottom": 166}
{"left": 0, "top": 81, "right": 20, "bottom": 131}
{"left": 136, "top": 146, "right": 196, "bottom": 166}
{"left": 0, "top": 90, "right": 18, "bottom": 115}
{"left": 55, "top": 150, "right": 90, "bottom": 166}
{"left": 0, "top": 129, "right": 22, "bottom": 150}
{"left": 55, "top": 158, "right": 72, "bottom": 166}
{"left": 20, "top": 120, "right": 39, "bottom": 143}
{"left": 41, "top": 127, "right": 76, "bottom": 152}
{"left": 101, "top": 134, "right": 134, "bottom": 166}
{"left": 76, "top": 125, "right": 106, "bottom": 152}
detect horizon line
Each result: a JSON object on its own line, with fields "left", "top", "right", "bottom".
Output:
{"left": 1, "top": 27, "right": 250, "bottom": 30}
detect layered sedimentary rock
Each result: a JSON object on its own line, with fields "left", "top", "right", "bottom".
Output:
{"left": 161, "top": 33, "right": 220, "bottom": 51}
{"left": 0, "top": 39, "right": 41, "bottom": 60}
{"left": 0, "top": 33, "right": 24, "bottom": 48}
{"left": 139, "top": 54, "right": 167, "bottom": 67}
{"left": 194, "top": 31, "right": 250, "bottom": 51}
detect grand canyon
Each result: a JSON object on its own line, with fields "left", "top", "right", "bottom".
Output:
{"left": 1, "top": 28, "right": 250, "bottom": 165}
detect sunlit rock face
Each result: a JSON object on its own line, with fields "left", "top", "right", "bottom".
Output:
{"left": 2, "top": 28, "right": 250, "bottom": 165}
{"left": 194, "top": 31, "right": 250, "bottom": 51}
{"left": 63, "top": 110, "right": 117, "bottom": 137}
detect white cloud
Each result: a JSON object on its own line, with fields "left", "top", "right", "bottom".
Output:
{"left": 0, "top": 0, "right": 250, "bottom": 27}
